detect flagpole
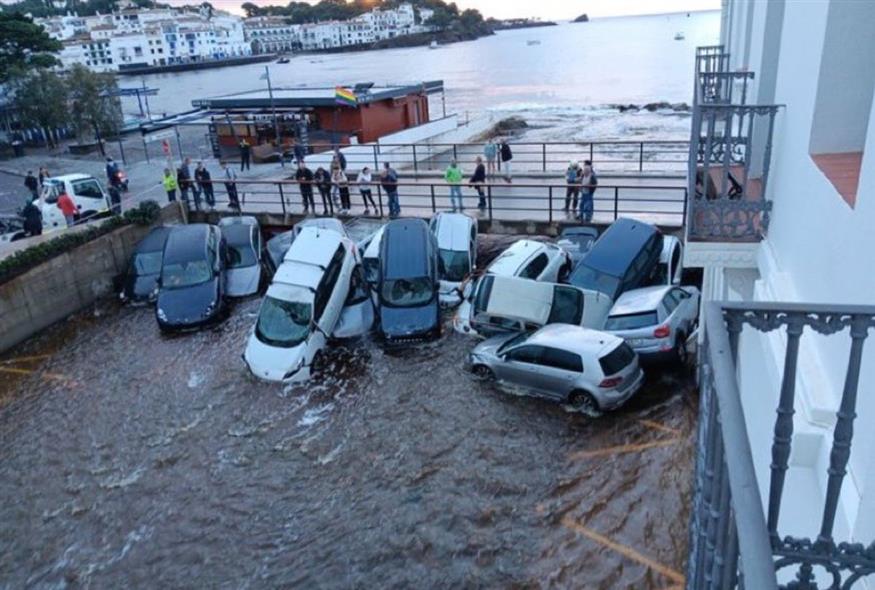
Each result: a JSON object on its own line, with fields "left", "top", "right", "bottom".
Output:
{"left": 264, "top": 65, "right": 283, "bottom": 168}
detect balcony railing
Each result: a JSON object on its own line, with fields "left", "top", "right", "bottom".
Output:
{"left": 698, "top": 71, "right": 755, "bottom": 106}
{"left": 689, "top": 302, "right": 875, "bottom": 589}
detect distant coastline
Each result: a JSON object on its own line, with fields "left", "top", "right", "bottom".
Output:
{"left": 117, "top": 54, "right": 276, "bottom": 76}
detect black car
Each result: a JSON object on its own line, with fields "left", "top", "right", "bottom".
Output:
{"left": 377, "top": 219, "right": 440, "bottom": 342}
{"left": 156, "top": 224, "right": 228, "bottom": 331}
{"left": 568, "top": 218, "right": 663, "bottom": 301}
{"left": 120, "top": 226, "right": 171, "bottom": 304}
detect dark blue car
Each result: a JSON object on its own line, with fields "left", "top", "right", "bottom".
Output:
{"left": 156, "top": 224, "right": 228, "bottom": 332}
{"left": 377, "top": 219, "right": 440, "bottom": 342}
{"left": 568, "top": 218, "right": 663, "bottom": 301}
{"left": 120, "top": 225, "right": 171, "bottom": 305}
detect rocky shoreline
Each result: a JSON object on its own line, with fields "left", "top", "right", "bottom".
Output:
{"left": 608, "top": 102, "right": 691, "bottom": 113}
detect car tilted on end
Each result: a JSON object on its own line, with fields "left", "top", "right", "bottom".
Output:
{"left": 156, "top": 224, "right": 228, "bottom": 332}
{"left": 120, "top": 225, "right": 171, "bottom": 305}
{"left": 218, "top": 216, "right": 264, "bottom": 297}
{"left": 429, "top": 212, "right": 477, "bottom": 306}
{"left": 243, "top": 226, "right": 356, "bottom": 383}
{"left": 469, "top": 324, "right": 644, "bottom": 413}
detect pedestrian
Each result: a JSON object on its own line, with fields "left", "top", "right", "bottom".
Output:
{"left": 564, "top": 161, "right": 582, "bottom": 213}
{"left": 483, "top": 140, "right": 497, "bottom": 177}
{"left": 445, "top": 159, "right": 464, "bottom": 212}
{"left": 579, "top": 160, "right": 598, "bottom": 223}
{"left": 334, "top": 147, "right": 347, "bottom": 171}
{"left": 38, "top": 167, "right": 49, "bottom": 187}
{"left": 381, "top": 162, "right": 400, "bottom": 218}
{"left": 469, "top": 156, "right": 487, "bottom": 210}
{"left": 57, "top": 189, "right": 77, "bottom": 227}
{"left": 105, "top": 157, "right": 118, "bottom": 185}
{"left": 108, "top": 184, "right": 122, "bottom": 215}
{"left": 332, "top": 166, "right": 350, "bottom": 214}
{"left": 177, "top": 158, "right": 193, "bottom": 206}
{"left": 22, "top": 197, "right": 42, "bottom": 236}
{"left": 295, "top": 161, "right": 315, "bottom": 214}
{"left": 239, "top": 138, "right": 251, "bottom": 171}
{"left": 314, "top": 167, "right": 332, "bottom": 215}
{"left": 195, "top": 161, "right": 214, "bottom": 210}
{"left": 163, "top": 168, "right": 178, "bottom": 202}
{"left": 24, "top": 170, "right": 39, "bottom": 200}
{"left": 357, "top": 166, "right": 377, "bottom": 215}
{"left": 499, "top": 139, "right": 513, "bottom": 183}
{"left": 329, "top": 158, "right": 342, "bottom": 208}
{"left": 293, "top": 141, "right": 306, "bottom": 165}
{"left": 220, "top": 161, "right": 240, "bottom": 210}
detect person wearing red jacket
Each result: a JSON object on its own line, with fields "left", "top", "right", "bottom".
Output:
{"left": 57, "top": 191, "right": 77, "bottom": 227}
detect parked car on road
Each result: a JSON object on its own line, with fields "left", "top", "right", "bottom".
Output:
{"left": 40, "top": 174, "right": 111, "bottom": 231}
{"left": 555, "top": 226, "right": 599, "bottom": 268}
{"left": 219, "top": 216, "right": 264, "bottom": 297}
{"left": 469, "top": 324, "right": 644, "bottom": 413}
{"left": 377, "top": 219, "right": 440, "bottom": 342}
{"left": 156, "top": 224, "right": 228, "bottom": 332}
{"left": 120, "top": 225, "right": 172, "bottom": 305}
{"left": 454, "top": 275, "right": 612, "bottom": 337}
{"left": 486, "top": 239, "right": 571, "bottom": 283}
{"left": 243, "top": 227, "right": 355, "bottom": 383}
{"left": 332, "top": 265, "right": 375, "bottom": 339}
{"left": 567, "top": 218, "right": 663, "bottom": 301}
{"left": 604, "top": 285, "right": 700, "bottom": 363}
{"left": 430, "top": 212, "right": 477, "bottom": 306}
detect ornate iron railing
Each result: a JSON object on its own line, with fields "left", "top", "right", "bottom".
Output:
{"left": 698, "top": 71, "right": 756, "bottom": 105}
{"left": 689, "top": 302, "right": 875, "bottom": 589}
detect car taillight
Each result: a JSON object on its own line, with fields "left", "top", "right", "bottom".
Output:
{"left": 599, "top": 376, "right": 623, "bottom": 388}
{"left": 653, "top": 325, "right": 671, "bottom": 338}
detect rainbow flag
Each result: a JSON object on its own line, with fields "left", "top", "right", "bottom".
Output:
{"left": 335, "top": 86, "right": 357, "bottom": 107}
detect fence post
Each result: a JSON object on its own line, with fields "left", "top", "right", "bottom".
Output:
{"left": 639, "top": 142, "right": 645, "bottom": 172}
{"left": 682, "top": 187, "right": 689, "bottom": 229}
{"left": 589, "top": 143, "right": 594, "bottom": 163}
{"left": 487, "top": 184, "right": 493, "bottom": 222}
{"left": 542, "top": 144, "right": 547, "bottom": 172}
{"left": 373, "top": 144, "right": 379, "bottom": 169}
{"left": 413, "top": 144, "right": 418, "bottom": 172}
{"left": 430, "top": 184, "right": 436, "bottom": 213}
{"left": 613, "top": 186, "right": 619, "bottom": 220}
{"left": 548, "top": 186, "right": 553, "bottom": 224}
{"left": 278, "top": 182, "right": 286, "bottom": 216}
{"left": 376, "top": 185, "right": 384, "bottom": 218}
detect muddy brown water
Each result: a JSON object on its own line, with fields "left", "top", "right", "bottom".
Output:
{"left": 0, "top": 234, "right": 697, "bottom": 589}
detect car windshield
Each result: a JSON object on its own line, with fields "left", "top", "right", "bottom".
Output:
{"left": 599, "top": 343, "right": 636, "bottom": 375}
{"left": 161, "top": 260, "right": 212, "bottom": 288}
{"left": 255, "top": 297, "right": 311, "bottom": 348}
{"left": 605, "top": 311, "right": 659, "bottom": 331}
{"left": 227, "top": 243, "right": 257, "bottom": 269}
{"left": 133, "top": 251, "right": 163, "bottom": 276}
{"left": 548, "top": 287, "right": 583, "bottom": 325}
{"left": 438, "top": 249, "right": 470, "bottom": 282}
{"left": 497, "top": 331, "right": 530, "bottom": 355}
{"left": 381, "top": 277, "right": 434, "bottom": 308}
{"left": 570, "top": 264, "right": 621, "bottom": 299}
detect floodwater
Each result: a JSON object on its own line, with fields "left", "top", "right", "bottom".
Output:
{"left": 0, "top": 236, "right": 697, "bottom": 588}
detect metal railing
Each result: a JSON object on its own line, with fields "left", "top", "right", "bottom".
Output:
{"left": 178, "top": 177, "right": 688, "bottom": 226}
{"left": 689, "top": 301, "right": 875, "bottom": 589}
{"left": 698, "top": 71, "right": 755, "bottom": 106}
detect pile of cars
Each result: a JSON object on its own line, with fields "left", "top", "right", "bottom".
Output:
{"left": 120, "top": 212, "right": 699, "bottom": 413}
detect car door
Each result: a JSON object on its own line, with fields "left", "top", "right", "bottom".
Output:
{"left": 498, "top": 344, "right": 547, "bottom": 395}
{"left": 537, "top": 347, "right": 584, "bottom": 400}
{"left": 469, "top": 222, "right": 478, "bottom": 269}
{"left": 71, "top": 178, "right": 109, "bottom": 215}
{"left": 670, "top": 287, "right": 697, "bottom": 332}
{"left": 670, "top": 241, "right": 683, "bottom": 285}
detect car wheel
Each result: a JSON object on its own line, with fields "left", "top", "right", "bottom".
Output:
{"left": 472, "top": 365, "right": 495, "bottom": 381}
{"left": 675, "top": 332, "right": 689, "bottom": 365}
{"left": 568, "top": 390, "right": 600, "bottom": 414}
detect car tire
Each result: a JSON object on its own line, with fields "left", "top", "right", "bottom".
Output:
{"left": 568, "top": 390, "right": 600, "bottom": 414}
{"left": 675, "top": 332, "right": 689, "bottom": 366}
{"left": 472, "top": 365, "right": 495, "bottom": 381}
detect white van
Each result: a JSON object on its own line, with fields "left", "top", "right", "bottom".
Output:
{"left": 430, "top": 212, "right": 477, "bottom": 307}
{"left": 454, "top": 275, "right": 613, "bottom": 338}
{"left": 243, "top": 226, "right": 355, "bottom": 383}
{"left": 40, "top": 174, "right": 111, "bottom": 231}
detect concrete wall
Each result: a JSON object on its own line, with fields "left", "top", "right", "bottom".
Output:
{"left": 0, "top": 205, "right": 182, "bottom": 355}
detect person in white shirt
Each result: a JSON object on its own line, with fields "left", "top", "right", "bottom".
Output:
{"left": 358, "top": 166, "right": 377, "bottom": 215}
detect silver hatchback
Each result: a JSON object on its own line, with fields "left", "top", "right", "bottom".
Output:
{"left": 469, "top": 324, "right": 644, "bottom": 413}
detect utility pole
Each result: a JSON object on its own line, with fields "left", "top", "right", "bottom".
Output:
{"left": 264, "top": 65, "right": 284, "bottom": 168}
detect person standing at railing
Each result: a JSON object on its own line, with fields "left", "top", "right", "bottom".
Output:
{"left": 293, "top": 141, "right": 306, "bottom": 166}
{"left": 329, "top": 157, "right": 342, "bottom": 208}
{"left": 314, "top": 167, "right": 332, "bottom": 215}
{"left": 358, "top": 167, "right": 377, "bottom": 215}
{"left": 499, "top": 140, "right": 513, "bottom": 183}
{"left": 57, "top": 189, "right": 77, "bottom": 228}
{"left": 483, "top": 141, "right": 497, "bottom": 177}
{"left": 220, "top": 162, "right": 240, "bottom": 210}
{"left": 108, "top": 184, "right": 122, "bottom": 216}
{"left": 195, "top": 162, "right": 214, "bottom": 211}
{"left": 564, "top": 161, "right": 582, "bottom": 214}
{"left": 469, "top": 156, "right": 487, "bottom": 210}
{"left": 381, "top": 162, "right": 400, "bottom": 219}
{"left": 445, "top": 159, "right": 464, "bottom": 212}
{"left": 239, "top": 138, "right": 251, "bottom": 171}
{"left": 24, "top": 170, "right": 39, "bottom": 200}
{"left": 163, "top": 168, "right": 178, "bottom": 202}
{"left": 332, "top": 166, "right": 351, "bottom": 214}
{"left": 177, "top": 158, "right": 193, "bottom": 207}
{"left": 295, "top": 162, "right": 315, "bottom": 215}
{"left": 578, "top": 160, "right": 598, "bottom": 223}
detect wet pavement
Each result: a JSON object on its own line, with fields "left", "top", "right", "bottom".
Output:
{"left": 0, "top": 237, "right": 697, "bottom": 589}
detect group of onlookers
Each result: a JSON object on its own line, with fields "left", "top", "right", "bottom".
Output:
{"left": 163, "top": 158, "right": 240, "bottom": 211}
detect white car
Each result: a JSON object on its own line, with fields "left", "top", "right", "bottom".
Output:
{"left": 486, "top": 239, "right": 570, "bottom": 283}
{"left": 430, "top": 212, "right": 477, "bottom": 307}
{"left": 243, "top": 227, "right": 355, "bottom": 383}
{"left": 359, "top": 224, "right": 386, "bottom": 287}
{"left": 293, "top": 217, "right": 346, "bottom": 238}
{"left": 454, "top": 275, "right": 613, "bottom": 337}
{"left": 332, "top": 265, "right": 375, "bottom": 339}
{"left": 40, "top": 174, "right": 111, "bottom": 231}
{"left": 219, "top": 216, "right": 264, "bottom": 297}
{"left": 655, "top": 235, "right": 684, "bottom": 286}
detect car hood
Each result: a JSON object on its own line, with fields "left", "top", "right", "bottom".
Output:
{"left": 380, "top": 302, "right": 438, "bottom": 338}
{"left": 156, "top": 278, "right": 220, "bottom": 324}
{"left": 333, "top": 299, "right": 375, "bottom": 339}
{"left": 226, "top": 265, "right": 261, "bottom": 297}
{"left": 124, "top": 272, "right": 159, "bottom": 303}
{"left": 243, "top": 332, "right": 307, "bottom": 382}
{"left": 472, "top": 333, "right": 517, "bottom": 358}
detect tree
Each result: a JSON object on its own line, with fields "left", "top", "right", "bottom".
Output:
{"left": 10, "top": 70, "right": 69, "bottom": 148}
{"left": 241, "top": 2, "right": 263, "bottom": 17}
{"left": 0, "top": 13, "right": 62, "bottom": 83}
{"left": 66, "top": 65, "right": 123, "bottom": 151}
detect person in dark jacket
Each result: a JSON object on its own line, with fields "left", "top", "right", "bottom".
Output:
{"left": 381, "top": 162, "right": 400, "bottom": 218}
{"left": 295, "top": 162, "right": 315, "bottom": 214}
{"left": 578, "top": 160, "right": 598, "bottom": 223}
{"left": 24, "top": 171, "right": 39, "bottom": 200}
{"left": 334, "top": 147, "right": 346, "bottom": 171}
{"left": 499, "top": 140, "right": 513, "bottom": 183}
{"left": 293, "top": 141, "right": 306, "bottom": 165}
{"left": 221, "top": 161, "right": 240, "bottom": 210}
{"left": 469, "top": 156, "right": 487, "bottom": 209}
{"left": 105, "top": 157, "right": 119, "bottom": 185}
{"left": 314, "top": 167, "right": 332, "bottom": 215}
{"left": 239, "top": 139, "right": 251, "bottom": 171}
{"left": 108, "top": 184, "right": 122, "bottom": 215}
{"left": 177, "top": 158, "right": 193, "bottom": 206}
{"left": 195, "top": 162, "right": 214, "bottom": 209}
{"left": 21, "top": 198, "right": 42, "bottom": 236}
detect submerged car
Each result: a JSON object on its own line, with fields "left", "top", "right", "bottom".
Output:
{"left": 332, "top": 265, "right": 375, "bottom": 339}
{"left": 486, "top": 239, "right": 571, "bottom": 283}
{"left": 120, "top": 225, "right": 172, "bottom": 304}
{"left": 156, "top": 224, "right": 228, "bottom": 332}
{"left": 294, "top": 217, "right": 346, "bottom": 238}
{"left": 265, "top": 229, "right": 294, "bottom": 275}
{"left": 377, "top": 219, "right": 440, "bottom": 342}
{"left": 430, "top": 212, "right": 477, "bottom": 306}
{"left": 359, "top": 224, "right": 386, "bottom": 287}
{"left": 219, "top": 216, "right": 264, "bottom": 297}
{"left": 556, "top": 226, "right": 599, "bottom": 268}
{"left": 604, "top": 285, "right": 700, "bottom": 363}
{"left": 243, "top": 227, "right": 355, "bottom": 383}
{"left": 469, "top": 324, "right": 644, "bottom": 413}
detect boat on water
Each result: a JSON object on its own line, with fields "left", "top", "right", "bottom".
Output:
{"left": 429, "top": 40, "right": 439, "bottom": 49}
{"left": 527, "top": 40, "right": 541, "bottom": 46}
{"left": 276, "top": 57, "right": 290, "bottom": 64}
{"left": 674, "top": 32, "right": 685, "bottom": 40}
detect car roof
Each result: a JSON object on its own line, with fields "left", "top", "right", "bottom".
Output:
{"left": 273, "top": 260, "right": 324, "bottom": 291}
{"left": 135, "top": 226, "right": 172, "bottom": 254}
{"left": 266, "top": 281, "right": 314, "bottom": 304}
{"left": 527, "top": 324, "right": 623, "bottom": 356}
{"left": 487, "top": 240, "right": 547, "bottom": 276}
{"left": 610, "top": 285, "right": 672, "bottom": 316}
{"left": 484, "top": 276, "right": 554, "bottom": 323}
{"left": 581, "top": 218, "right": 659, "bottom": 276}
{"left": 218, "top": 215, "right": 258, "bottom": 228}
{"left": 163, "top": 224, "right": 210, "bottom": 263}
{"left": 294, "top": 217, "right": 345, "bottom": 236}
{"left": 382, "top": 219, "right": 430, "bottom": 278}
{"left": 284, "top": 226, "right": 344, "bottom": 267}
{"left": 434, "top": 213, "right": 472, "bottom": 251}
{"left": 221, "top": 222, "right": 254, "bottom": 246}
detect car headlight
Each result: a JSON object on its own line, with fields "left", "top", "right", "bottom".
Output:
{"left": 157, "top": 307, "right": 167, "bottom": 322}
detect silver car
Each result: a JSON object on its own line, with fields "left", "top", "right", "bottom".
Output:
{"left": 219, "top": 216, "right": 264, "bottom": 297}
{"left": 469, "top": 324, "right": 644, "bottom": 413}
{"left": 604, "top": 285, "right": 700, "bottom": 364}
{"left": 332, "top": 265, "right": 375, "bottom": 339}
